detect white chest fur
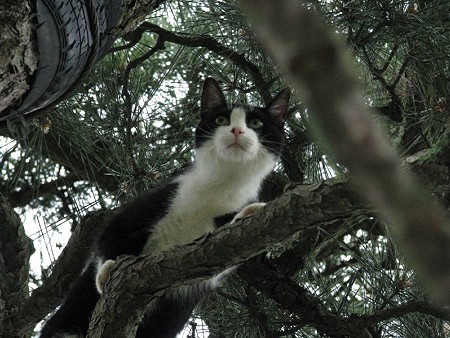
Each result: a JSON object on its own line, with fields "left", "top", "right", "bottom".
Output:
{"left": 143, "top": 134, "right": 277, "bottom": 254}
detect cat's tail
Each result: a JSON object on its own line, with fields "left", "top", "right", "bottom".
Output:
{"left": 39, "top": 262, "right": 99, "bottom": 338}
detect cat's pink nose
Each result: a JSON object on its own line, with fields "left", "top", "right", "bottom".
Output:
{"left": 231, "top": 127, "right": 244, "bottom": 137}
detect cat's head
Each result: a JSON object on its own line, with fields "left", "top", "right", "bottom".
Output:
{"left": 196, "top": 78, "right": 290, "bottom": 164}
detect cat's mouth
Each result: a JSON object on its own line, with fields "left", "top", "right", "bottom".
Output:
{"left": 226, "top": 141, "right": 247, "bottom": 151}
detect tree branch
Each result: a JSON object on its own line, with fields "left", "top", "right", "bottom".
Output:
{"left": 238, "top": 0, "right": 450, "bottom": 304}
{"left": 0, "top": 193, "right": 34, "bottom": 337}
{"left": 87, "top": 180, "right": 361, "bottom": 337}
{"left": 17, "top": 153, "right": 448, "bottom": 336}
{"left": 6, "top": 172, "right": 81, "bottom": 208}
{"left": 140, "top": 22, "right": 273, "bottom": 104}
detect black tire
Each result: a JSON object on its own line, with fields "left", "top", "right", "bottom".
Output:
{"left": 94, "top": 0, "right": 122, "bottom": 62}
{"left": 17, "top": 0, "right": 93, "bottom": 115}
{"left": 7, "top": 0, "right": 122, "bottom": 119}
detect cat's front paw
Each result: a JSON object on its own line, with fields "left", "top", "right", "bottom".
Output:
{"left": 96, "top": 259, "right": 116, "bottom": 294}
{"left": 231, "top": 202, "right": 266, "bottom": 223}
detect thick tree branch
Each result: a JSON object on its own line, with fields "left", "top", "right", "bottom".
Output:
{"left": 19, "top": 154, "right": 448, "bottom": 336}
{"left": 0, "top": 194, "right": 34, "bottom": 336}
{"left": 87, "top": 181, "right": 361, "bottom": 337}
{"left": 239, "top": 0, "right": 450, "bottom": 304}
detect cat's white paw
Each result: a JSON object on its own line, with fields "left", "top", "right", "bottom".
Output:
{"left": 231, "top": 202, "right": 266, "bottom": 223}
{"left": 96, "top": 259, "right": 116, "bottom": 294}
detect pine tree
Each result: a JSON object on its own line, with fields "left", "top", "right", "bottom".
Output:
{"left": 1, "top": 0, "right": 450, "bottom": 337}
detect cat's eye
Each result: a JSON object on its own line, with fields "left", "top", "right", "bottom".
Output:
{"left": 248, "top": 118, "right": 263, "bottom": 130}
{"left": 215, "top": 116, "right": 229, "bottom": 126}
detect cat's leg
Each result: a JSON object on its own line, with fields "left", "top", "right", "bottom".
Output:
{"left": 95, "top": 259, "right": 116, "bottom": 294}
{"left": 231, "top": 202, "right": 266, "bottom": 223}
{"left": 39, "top": 263, "right": 100, "bottom": 338}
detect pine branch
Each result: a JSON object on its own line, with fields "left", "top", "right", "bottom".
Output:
{"left": 86, "top": 174, "right": 450, "bottom": 336}
{"left": 6, "top": 172, "right": 80, "bottom": 208}
{"left": 8, "top": 153, "right": 447, "bottom": 336}
{"left": 238, "top": 0, "right": 450, "bottom": 304}
{"left": 139, "top": 22, "right": 273, "bottom": 104}
{"left": 122, "top": 36, "right": 166, "bottom": 177}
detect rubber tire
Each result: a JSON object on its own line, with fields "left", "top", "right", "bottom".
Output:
{"left": 15, "top": 0, "right": 122, "bottom": 117}
{"left": 18, "top": 0, "right": 93, "bottom": 115}
{"left": 93, "top": 0, "right": 122, "bottom": 62}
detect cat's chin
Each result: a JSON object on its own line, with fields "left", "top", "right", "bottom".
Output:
{"left": 218, "top": 146, "right": 258, "bottom": 163}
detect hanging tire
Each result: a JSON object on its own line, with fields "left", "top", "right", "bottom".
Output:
{"left": 93, "top": 0, "right": 122, "bottom": 62}
{"left": 10, "top": 0, "right": 121, "bottom": 118}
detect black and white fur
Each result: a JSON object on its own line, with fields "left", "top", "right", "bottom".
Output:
{"left": 40, "top": 78, "right": 290, "bottom": 338}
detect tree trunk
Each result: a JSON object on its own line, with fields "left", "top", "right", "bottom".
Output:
{"left": 0, "top": 1, "right": 37, "bottom": 114}
{"left": 0, "top": 194, "right": 34, "bottom": 338}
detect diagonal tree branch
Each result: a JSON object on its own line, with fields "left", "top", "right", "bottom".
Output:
{"left": 87, "top": 180, "right": 362, "bottom": 337}
{"left": 238, "top": 0, "right": 450, "bottom": 304}
{"left": 16, "top": 152, "right": 448, "bottom": 337}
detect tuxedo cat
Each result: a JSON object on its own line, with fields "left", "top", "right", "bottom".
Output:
{"left": 40, "top": 78, "right": 289, "bottom": 338}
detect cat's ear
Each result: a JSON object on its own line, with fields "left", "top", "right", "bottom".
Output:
{"left": 267, "top": 88, "right": 290, "bottom": 124}
{"left": 201, "top": 78, "right": 227, "bottom": 113}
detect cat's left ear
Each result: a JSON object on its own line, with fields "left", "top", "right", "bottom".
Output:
{"left": 267, "top": 88, "right": 290, "bottom": 125}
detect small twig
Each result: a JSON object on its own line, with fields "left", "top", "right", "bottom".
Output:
{"left": 139, "top": 22, "right": 273, "bottom": 104}
{"left": 121, "top": 36, "right": 166, "bottom": 177}
{"left": 352, "top": 300, "right": 450, "bottom": 325}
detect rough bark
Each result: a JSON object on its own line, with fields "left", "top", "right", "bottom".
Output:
{"left": 0, "top": 1, "right": 38, "bottom": 114}
{"left": 86, "top": 180, "right": 361, "bottom": 337}
{"left": 86, "top": 164, "right": 450, "bottom": 336}
{"left": 0, "top": 194, "right": 34, "bottom": 337}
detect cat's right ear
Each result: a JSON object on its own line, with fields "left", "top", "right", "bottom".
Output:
{"left": 201, "top": 78, "right": 227, "bottom": 113}
{"left": 267, "top": 88, "right": 290, "bottom": 125}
